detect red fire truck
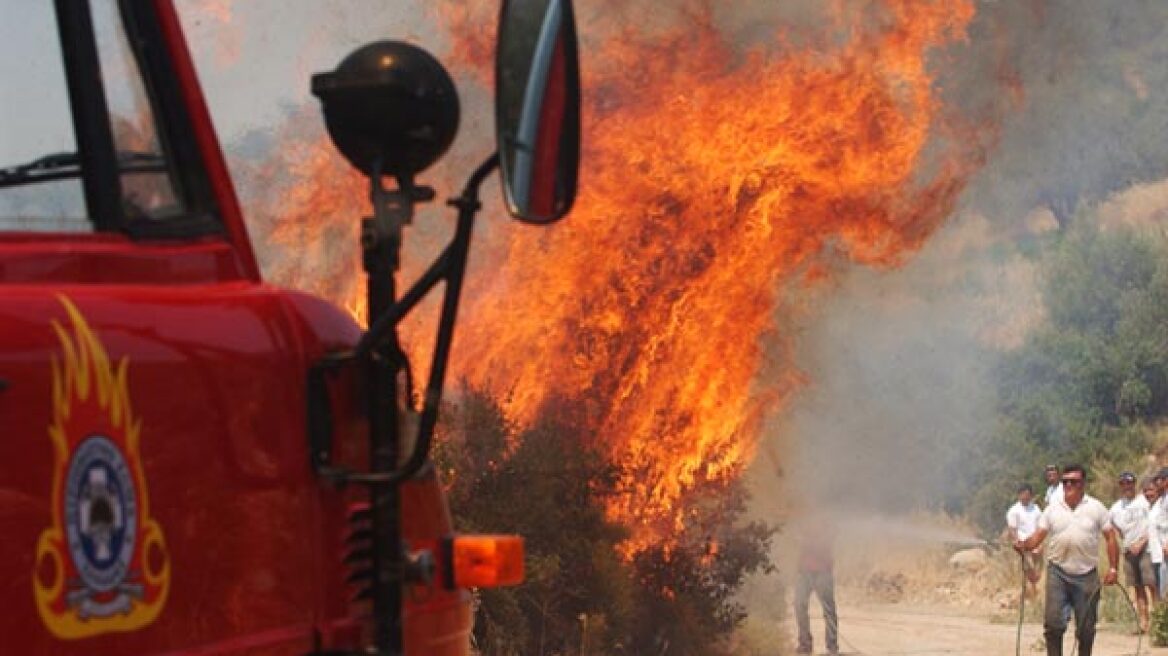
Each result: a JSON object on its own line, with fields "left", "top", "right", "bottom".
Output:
{"left": 0, "top": 1, "right": 578, "bottom": 654}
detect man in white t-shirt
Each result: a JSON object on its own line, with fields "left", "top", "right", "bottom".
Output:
{"left": 1142, "top": 478, "right": 1161, "bottom": 572}
{"left": 1150, "top": 468, "right": 1168, "bottom": 597}
{"left": 1007, "top": 483, "right": 1043, "bottom": 594}
{"left": 1043, "top": 465, "right": 1072, "bottom": 625}
{"left": 1109, "top": 471, "right": 1155, "bottom": 632}
{"left": 1017, "top": 464, "right": 1119, "bottom": 656}
{"left": 1044, "top": 464, "right": 1064, "bottom": 506}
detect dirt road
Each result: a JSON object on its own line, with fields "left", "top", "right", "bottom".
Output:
{"left": 789, "top": 601, "right": 1166, "bottom": 655}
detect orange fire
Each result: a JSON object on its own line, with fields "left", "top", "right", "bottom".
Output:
{"left": 256, "top": 0, "right": 988, "bottom": 551}
{"left": 440, "top": 0, "right": 983, "bottom": 548}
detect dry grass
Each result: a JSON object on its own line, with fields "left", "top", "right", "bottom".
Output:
{"left": 732, "top": 511, "right": 1010, "bottom": 652}
{"left": 828, "top": 511, "right": 1022, "bottom": 609}
{"left": 726, "top": 615, "right": 791, "bottom": 655}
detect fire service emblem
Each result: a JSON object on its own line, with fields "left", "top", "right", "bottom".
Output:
{"left": 34, "top": 297, "right": 170, "bottom": 638}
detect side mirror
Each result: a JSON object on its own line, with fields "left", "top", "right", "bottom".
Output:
{"left": 496, "top": 0, "right": 581, "bottom": 224}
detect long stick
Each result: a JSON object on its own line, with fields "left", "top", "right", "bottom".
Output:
{"left": 1017, "top": 553, "right": 1027, "bottom": 656}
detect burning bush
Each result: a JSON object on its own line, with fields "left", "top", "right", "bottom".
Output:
{"left": 626, "top": 474, "right": 775, "bottom": 655}
{"left": 435, "top": 386, "right": 775, "bottom": 655}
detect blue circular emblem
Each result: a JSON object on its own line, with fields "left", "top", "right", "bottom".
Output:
{"left": 64, "top": 435, "right": 137, "bottom": 593}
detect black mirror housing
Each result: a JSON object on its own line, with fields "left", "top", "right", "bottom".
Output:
{"left": 495, "top": 0, "right": 581, "bottom": 223}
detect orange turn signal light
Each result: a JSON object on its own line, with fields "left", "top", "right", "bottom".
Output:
{"left": 445, "top": 535, "right": 525, "bottom": 588}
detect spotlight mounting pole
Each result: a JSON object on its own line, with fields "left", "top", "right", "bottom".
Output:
{"left": 360, "top": 155, "right": 435, "bottom": 652}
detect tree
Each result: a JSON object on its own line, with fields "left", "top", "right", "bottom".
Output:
{"left": 627, "top": 469, "right": 775, "bottom": 655}
{"left": 434, "top": 386, "right": 776, "bottom": 655}
{"left": 435, "top": 388, "right": 632, "bottom": 655}
{"left": 968, "top": 222, "right": 1167, "bottom": 536}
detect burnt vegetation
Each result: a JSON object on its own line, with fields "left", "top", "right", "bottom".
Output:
{"left": 434, "top": 388, "right": 776, "bottom": 655}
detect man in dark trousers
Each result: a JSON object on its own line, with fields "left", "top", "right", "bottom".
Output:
{"left": 1016, "top": 464, "right": 1119, "bottom": 656}
{"left": 794, "top": 515, "right": 838, "bottom": 656}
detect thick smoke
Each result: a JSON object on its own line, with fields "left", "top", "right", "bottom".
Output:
{"left": 757, "top": 212, "right": 1040, "bottom": 516}
{"left": 954, "top": 0, "right": 1168, "bottom": 224}
{"left": 749, "top": 0, "right": 1168, "bottom": 519}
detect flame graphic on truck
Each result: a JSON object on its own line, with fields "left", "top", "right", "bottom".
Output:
{"left": 33, "top": 296, "right": 170, "bottom": 639}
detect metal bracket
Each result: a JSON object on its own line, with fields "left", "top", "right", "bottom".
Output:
{"left": 306, "top": 351, "right": 353, "bottom": 479}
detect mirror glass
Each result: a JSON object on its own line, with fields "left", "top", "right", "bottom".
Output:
{"left": 496, "top": 0, "right": 580, "bottom": 223}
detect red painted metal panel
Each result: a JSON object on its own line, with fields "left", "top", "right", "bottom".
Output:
{"left": 279, "top": 293, "right": 473, "bottom": 655}
{"left": 0, "top": 234, "right": 244, "bottom": 284}
{"left": 0, "top": 1, "right": 474, "bottom": 651}
{"left": 0, "top": 283, "right": 471, "bottom": 654}
{"left": 0, "top": 285, "right": 323, "bottom": 653}
{"left": 152, "top": 0, "right": 260, "bottom": 283}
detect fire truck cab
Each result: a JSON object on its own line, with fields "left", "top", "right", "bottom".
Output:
{"left": 0, "top": 1, "right": 578, "bottom": 654}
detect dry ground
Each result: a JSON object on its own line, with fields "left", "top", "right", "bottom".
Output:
{"left": 733, "top": 512, "right": 1167, "bottom": 655}
{"left": 790, "top": 600, "right": 1161, "bottom": 655}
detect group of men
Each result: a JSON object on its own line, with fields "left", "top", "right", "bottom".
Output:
{"left": 1008, "top": 463, "right": 1168, "bottom": 656}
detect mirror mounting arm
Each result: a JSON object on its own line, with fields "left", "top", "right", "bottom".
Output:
{"left": 356, "top": 153, "right": 498, "bottom": 361}
{"left": 401, "top": 152, "right": 501, "bottom": 475}
{"left": 449, "top": 151, "right": 501, "bottom": 214}
{"left": 325, "top": 152, "right": 499, "bottom": 488}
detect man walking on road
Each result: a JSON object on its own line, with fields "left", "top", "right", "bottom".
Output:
{"left": 1108, "top": 472, "right": 1156, "bottom": 632}
{"left": 1016, "top": 464, "right": 1119, "bottom": 656}
{"left": 794, "top": 515, "right": 838, "bottom": 656}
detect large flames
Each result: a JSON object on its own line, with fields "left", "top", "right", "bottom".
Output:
{"left": 441, "top": 0, "right": 983, "bottom": 547}
{"left": 246, "top": 0, "right": 988, "bottom": 550}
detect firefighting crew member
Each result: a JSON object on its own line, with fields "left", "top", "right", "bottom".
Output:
{"left": 1045, "top": 464, "right": 1064, "bottom": 506}
{"left": 1016, "top": 464, "right": 1119, "bottom": 656}
{"left": 1007, "top": 483, "right": 1043, "bottom": 594}
{"left": 794, "top": 516, "right": 839, "bottom": 656}
{"left": 1108, "top": 471, "right": 1156, "bottom": 632}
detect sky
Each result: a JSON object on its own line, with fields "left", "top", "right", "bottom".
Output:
{"left": 0, "top": 2, "right": 448, "bottom": 165}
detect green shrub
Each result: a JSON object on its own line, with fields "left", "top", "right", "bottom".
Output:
{"left": 966, "top": 224, "right": 1168, "bottom": 538}
{"left": 1150, "top": 603, "right": 1168, "bottom": 647}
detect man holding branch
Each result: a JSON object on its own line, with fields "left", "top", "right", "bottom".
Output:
{"left": 1015, "top": 464, "right": 1120, "bottom": 656}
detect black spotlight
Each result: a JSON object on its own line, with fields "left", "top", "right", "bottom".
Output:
{"left": 312, "top": 41, "right": 460, "bottom": 180}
